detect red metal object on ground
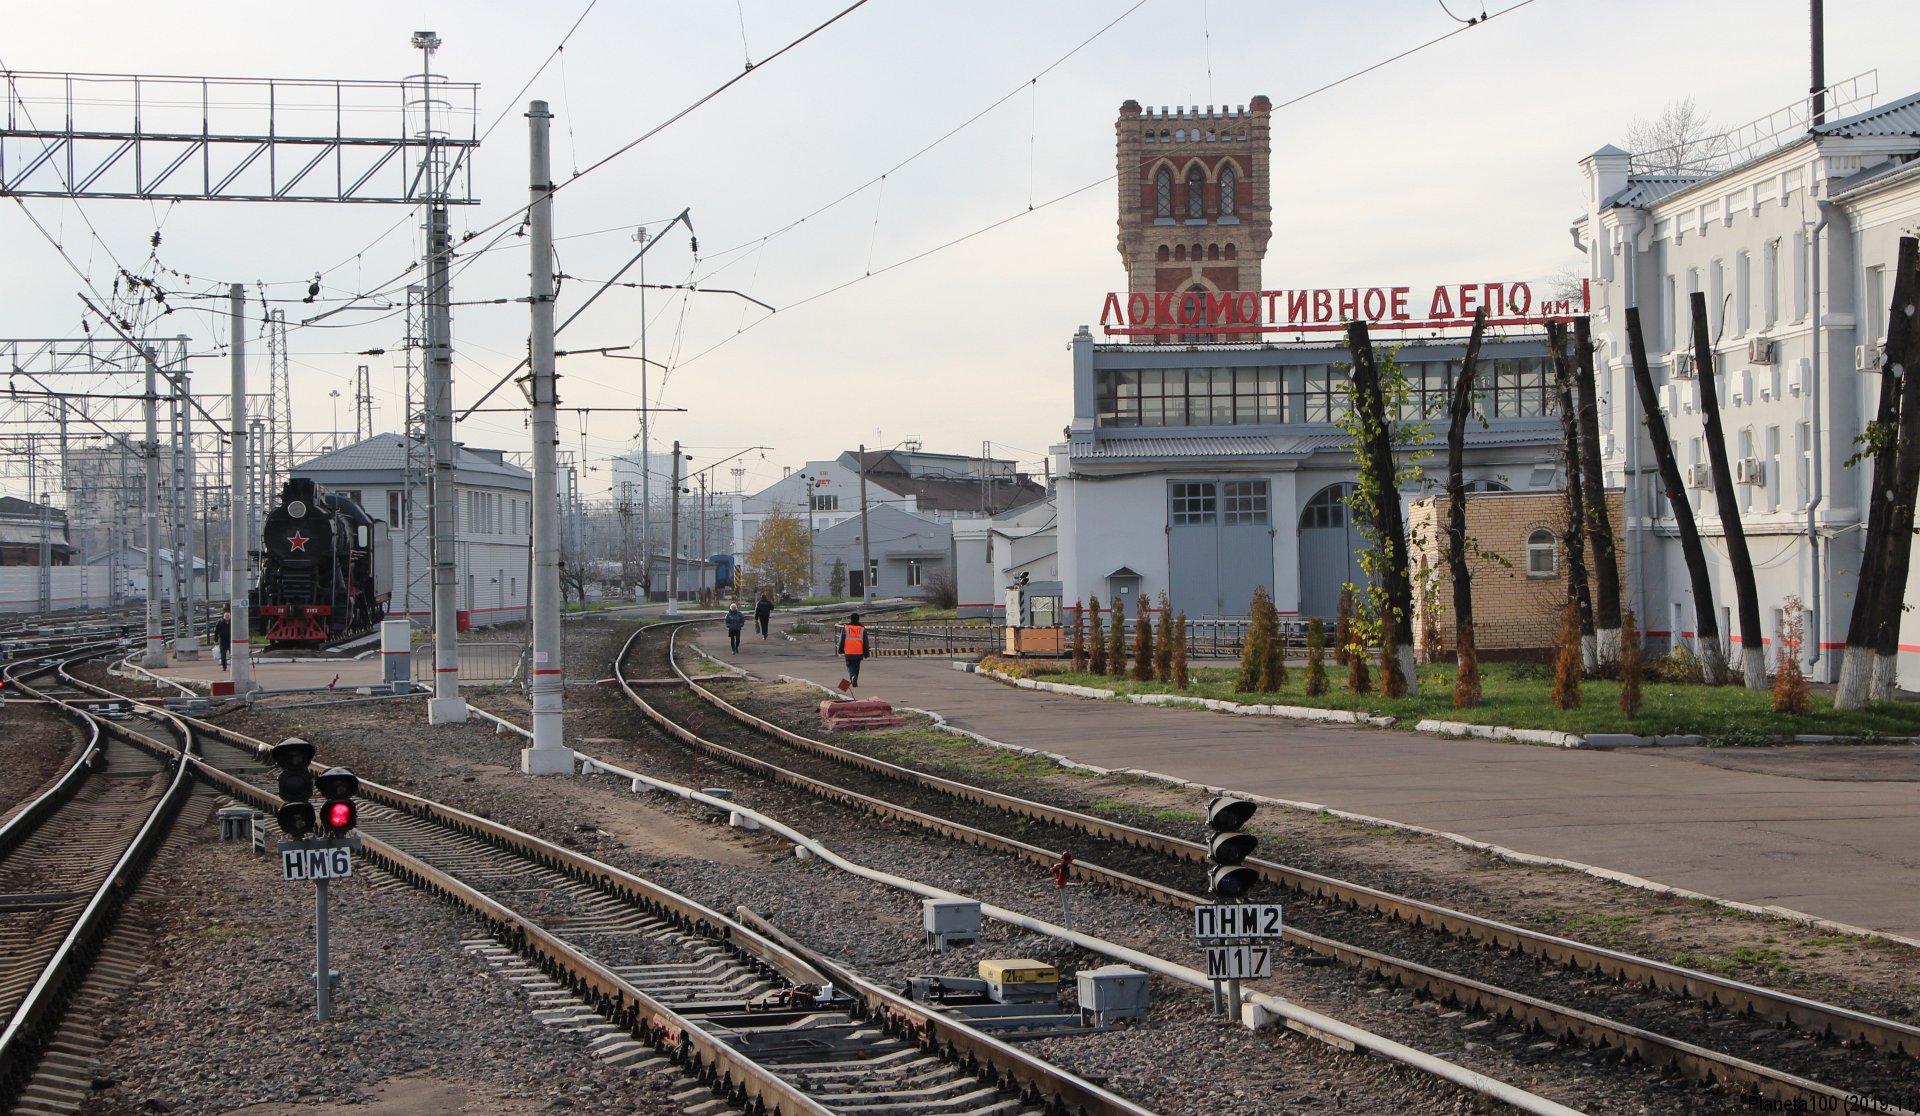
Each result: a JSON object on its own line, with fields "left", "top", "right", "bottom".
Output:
{"left": 818, "top": 697, "right": 905, "bottom": 731}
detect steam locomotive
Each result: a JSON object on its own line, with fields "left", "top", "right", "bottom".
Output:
{"left": 253, "top": 478, "right": 391, "bottom": 646}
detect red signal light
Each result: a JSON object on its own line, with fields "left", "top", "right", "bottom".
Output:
{"left": 321, "top": 800, "right": 356, "bottom": 834}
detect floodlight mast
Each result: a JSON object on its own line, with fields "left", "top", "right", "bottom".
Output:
{"left": 417, "top": 30, "right": 465, "bottom": 725}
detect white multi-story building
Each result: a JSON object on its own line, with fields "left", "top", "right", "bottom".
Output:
{"left": 293, "top": 434, "right": 532, "bottom": 627}
{"left": 1572, "top": 89, "right": 1920, "bottom": 683}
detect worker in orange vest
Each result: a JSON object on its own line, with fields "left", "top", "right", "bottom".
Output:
{"left": 836, "top": 613, "right": 872, "bottom": 689}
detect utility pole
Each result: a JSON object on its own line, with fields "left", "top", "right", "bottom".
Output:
{"left": 38, "top": 493, "right": 52, "bottom": 613}
{"left": 665, "top": 440, "right": 683, "bottom": 618}
{"left": 698, "top": 473, "right": 709, "bottom": 602}
{"left": 142, "top": 349, "right": 166, "bottom": 668}
{"left": 858, "top": 444, "right": 872, "bottom": 606}
{"left": 522, "top": 100, "right": 570, "bottom": 775}
{"left": 805, "top": 473, "right": 816, "bottom": 598}
{"left": 175, "top": 356, "right": 200, "bottom": 658}
{"left": 637, "top": 227, "right": 652, "bottom": 599}
{"left": 354, "top": 364, "right": 373, "bottom": 442}
{"left": 229, "top": 283, "right": 255, "bottom": 693}
{"left": 419, "top": 30, "right": 466, "bottom": 724}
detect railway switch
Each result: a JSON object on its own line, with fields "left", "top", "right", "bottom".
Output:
{"left": 270, "top": 738, "right": 318, "bottom": 839}
{"left": 1205, "top": 796, "right": 1260, "bottom": 899}
{"left": 316, "top": 767, "right": 360, "bottom": 836}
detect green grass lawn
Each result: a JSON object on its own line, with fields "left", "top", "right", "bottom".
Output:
{"left": 987, "top": 659, "right": 1920, "bottom": 742}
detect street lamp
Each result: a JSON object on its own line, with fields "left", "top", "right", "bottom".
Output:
{"left": 329, "top": 389, "right": 342, "bottom": 445}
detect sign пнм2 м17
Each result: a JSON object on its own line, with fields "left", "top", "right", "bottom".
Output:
{"left": 1205, "top": 944, "right": 1275, "bottom": 981}
{"left": 1193, "top": 903, "right": 1284, "bottom": 940}
{"left": 1099, "top": 279, "right": 1591, "bottom": 337}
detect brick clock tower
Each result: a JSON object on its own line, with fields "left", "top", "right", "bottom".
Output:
{"left": 1115, "top": 96, "right": 1272, "bottom": 340}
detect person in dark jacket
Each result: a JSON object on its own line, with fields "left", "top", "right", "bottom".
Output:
{"left": 836, "top": 613, "right": 871, "bottom": 688}
{"left": 724, "top": 603, "right": 746, "bottom": 652}
{"left": 214, "top": 610, "right": 232, "bottom": 669}
{"left": 754, "top": 593, "right": 774, "bottom": 639}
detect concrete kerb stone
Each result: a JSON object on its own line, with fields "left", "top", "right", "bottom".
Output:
{"left": 973, "top": 665, "right": 1397, "bottom": 728}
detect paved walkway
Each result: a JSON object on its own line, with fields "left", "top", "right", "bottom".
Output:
{"left": 723, "top": 620, "right": 1920, "bottom": 939}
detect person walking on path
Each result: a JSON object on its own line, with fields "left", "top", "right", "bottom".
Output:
{"left": 754, "top": 593, "right": 774, "bottom": 639}
{"left": 725, "top": 603, "right": 746, "bottom": 653}
{"left": 837, "top": 612, "right": 871, "bottom": 689}
{"left": 214, "top": 610, "right": 232, "bottom": 670}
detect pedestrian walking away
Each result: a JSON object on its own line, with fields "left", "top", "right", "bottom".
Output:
{"left": 837, "top": 612, "right": 871, "bottom": 688}
{"left": 214, "top": 610, "right": 232, "bottom": 670}
{"left": 725, "top": 603, "right": 746, "bottom": 653}
{"left": 754, "top": 592, "right": 774, "bottom": 639}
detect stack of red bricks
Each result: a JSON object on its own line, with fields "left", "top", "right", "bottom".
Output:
{"left": 819, "top": 698, "right": 905, "bottom": 731}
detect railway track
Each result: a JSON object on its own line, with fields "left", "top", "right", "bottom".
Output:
{"left": 0, "top": 649, "right": 200, "bottom": 1114}
{"left": 61, "top": 662, "right": 1151, "bottom": 1116}
{"left": 613, "top": 619, "right": 1920, "bottom": 1114}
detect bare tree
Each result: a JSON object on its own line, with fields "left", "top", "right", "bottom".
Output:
{"left": 1627, "top": 97, "right": 1726, "bottom": 174}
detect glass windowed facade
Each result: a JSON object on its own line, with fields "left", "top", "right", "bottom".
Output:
{"left": 1094, "top": 355, "right": 1553, "bottom": 428}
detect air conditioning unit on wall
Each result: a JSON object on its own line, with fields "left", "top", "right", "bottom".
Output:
{"left": 1687, "top": 462, "right": 1713, "bottom": 489}
{"left": 1734, "top": 457, "right": 1765, "bottom": 485}
{"left": 1747, "top": 337, "right": 1776, "bottom": 364}
{"left": 1671, "top": 351, "right": 1696, "bottom": 379}
{"left": 1857, "top": 343, "right": 1885, "bottom": 372}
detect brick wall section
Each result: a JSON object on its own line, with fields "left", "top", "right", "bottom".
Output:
{"left": 1407, "top": 489, "right": 1628, "bottom": 659}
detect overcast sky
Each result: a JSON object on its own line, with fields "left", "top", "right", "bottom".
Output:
{"left": 6, "top": 0, "right": 1917, "bottom": 503}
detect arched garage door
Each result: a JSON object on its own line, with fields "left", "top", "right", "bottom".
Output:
{"left": 1298, "top": 482, "right": 1365, "bottom": 620}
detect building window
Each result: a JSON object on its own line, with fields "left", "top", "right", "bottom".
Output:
{"left": 1097, "top": 367, "right": 1280, "bottom": 427}
{"left": 1765, "top": 425, "right": 1780, "bottom": 514}
{"left": 1154, "top": 168, "right": 1172, "bottom": 218}
{"left": 1170, "top": 482, "right": 1217, "bottom": 525}
{"left": 1485, "top": 358, "right": 1553, "bottom": 417}
{"left": 1219, "top": 165, "right": 1236, "bottom": 216}
{"left": 1762, "top": 239, "right": 1780, "bottom": 328}
{"left": 1791, "top": 231, "right": 1809, "bottom": 320}
{"left": 1526, "top": 529, "right": 1557, "bottom": 578}
{"left": 1186, "top": 166, "right": 1205, "bottom": 219}
{"left": 1223, "top": 480, "right": 1269, "bottom": 525}
{"left": 387, "top": 490, "right": 402, "bottom": 528}
{"left": 906, "top": 560, "right": 923, "bottom": 587}
{"left": 811, "top": 494, "right": 839, "bottom": 512}
{"left": 1299, "top": 483, "right": 1352, "bottom": 529}
{"left": 867, "top": 559, "right": 879, "bottom": 587}
{"left": 1734, "top": 252, "right": 1751, "bottom": 335}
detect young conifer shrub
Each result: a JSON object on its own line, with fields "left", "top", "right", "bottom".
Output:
{"left": 1305, "top": 616, "right": 1329, "bottom": 696}
{"left": 1772, "top": 596, "right": 1809, "bottom": 715}
{"left": 1551, "top": 598, "right": 1583, "bottom": 710}
{"left": 1088, "top": 595, "right": 1106, "bottom": 675}
{"left": 1155, "top": 592, "right": 1175, "bottom": 681}
{"left": 1108, "top": 599, "right": 1128, "bottom": 678}
{"left": 1237, "top": 587, "right": 1275, "bottom": 692}
{"left": 1071, "top": 599, "right": 1088, "bottom": 672}
{"left": 1173, "top": 611, "right": 1192, "bottom": 689}
{"left": 1132, "top": 595, "right": 1155, "bottom": 682}
{"left": 1264, "top": 613, "right": 1289, "bottom": 691}
{"left": 1619, "top": 607, "right": 1643, "bottom": 718}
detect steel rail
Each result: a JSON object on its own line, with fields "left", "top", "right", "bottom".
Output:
{"left": 619, "top": 622, "right": 1916, "bottom": 1113}
{"left": 61, "top": 671, "right": 1146, "bottom": 1116}
{"left": 0, "top": 648, "right": 112, "bottom": 857}
{"left": 657, "top": 624, "right": 1920, "bottom": 1056}
{"left": 0, "top": 651, "right": 199, "bottom": 1111}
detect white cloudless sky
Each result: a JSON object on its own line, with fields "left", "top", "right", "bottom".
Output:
{"left": 4, "top": 0, "right": 1916, "bottom": 501}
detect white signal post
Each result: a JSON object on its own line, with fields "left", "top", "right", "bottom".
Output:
{"left": 522, "top": 99, "right": 571, "bottom": 775}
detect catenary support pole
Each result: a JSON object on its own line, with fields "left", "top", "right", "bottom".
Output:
{"left": 229, "top": 284, "right": 255, "bottom": 693}
{"left": 176, "top": 355, "right": 200, "bottom": 658}
{"left": 142, "top": 351, "right": 167, "bottom": 668}
{"left": 666, "top": 441, "right": 682, "bottom": 618}
{"left": 859, "top": 443, "right": 872, "bottom": 606}
{"left": 426, "top": 204, "right": 465, "bottom": 721}
{"left": 522, "top": 100, "right": 571, "bottom": 775}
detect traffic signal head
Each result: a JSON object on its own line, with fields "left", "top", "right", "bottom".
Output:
{"left": 271, "top": 738, "right": 318, "bottom": 838}
{"left": 1208, "top": 864, "right": 1261, "bottom": 899}
{"left": 1205, "top": 796, "right": 1259, "bottom": 898}
{"left": 276, "top": 800, "right": 317, "bottom": 839}
{"left": 316, "top": 766, "right": 359, "bottom": 836}
{"left": 1206, "top": 796, "right": 1257, "bottom": 833}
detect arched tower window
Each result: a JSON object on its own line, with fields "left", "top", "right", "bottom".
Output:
{"left": 1224, "top": 244, "right": 1237, "bottom": 260}
{"left": 1220, "top": 166, "right": 1237, "bottom": 216}
{"left": 1156, "top": 244, "right": 1170, "bottom": 262}
{"left": 1154, "top": 168, "right": 1173, "bottom": 219}
{"left": 1187, "top": 166, "right": 1206, "bottom": 219}
{"left": 1207, "top": 243, "right": 1220, "bottom": 261}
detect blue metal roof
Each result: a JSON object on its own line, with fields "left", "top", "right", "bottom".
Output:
{"left": 1812, "top": 91, "right": 1920, "bottom": 138}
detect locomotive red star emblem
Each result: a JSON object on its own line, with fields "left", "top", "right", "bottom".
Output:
{"left": 287, "top": 531, "right": 310, "bottom": 552}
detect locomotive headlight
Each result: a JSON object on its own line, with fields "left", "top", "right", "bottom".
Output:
{"left": 287, "top": 500, "right": 308, "bottom": 518}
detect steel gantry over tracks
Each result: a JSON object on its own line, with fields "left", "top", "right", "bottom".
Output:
{"left": 0, "top": 69, "right": 479, "bottom": 204}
